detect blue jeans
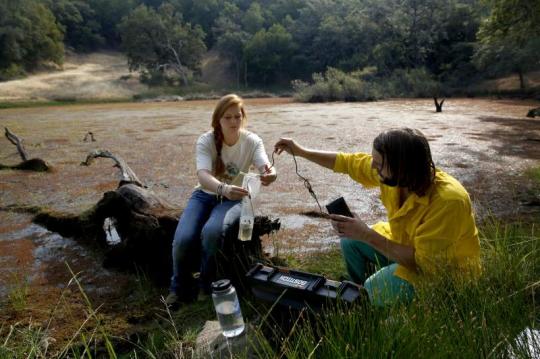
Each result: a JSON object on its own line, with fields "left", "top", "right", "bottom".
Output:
{"left": 341, "top": 238, "right": 415, "bottom": 306}
{"left": 170, "top": 190, "right": 241, "bottom": 299}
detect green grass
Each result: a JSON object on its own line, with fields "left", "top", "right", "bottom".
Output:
{"left": 1, "top": 217, "right": 538, "bottom": 358}
{"left": 286, "top": 249, "right": 346, "bottom": 280}
{"left": 133, "top": 83, "right": 292, "bottom": 102}
{"left": 2, "top": 167, "right": 540, "bottom": 357}
{"left": 248, "top": 219, "right": 540, "bottom": 359}
{"left": 6, "top": 275, "right": 29, "bottom": 312}
{"left": 526, "top": 166, "right": 540, "bottom": 183}
{"left": 0, "top": 84, "right": 293, "bottom": 110}
{"left": 0, "top": 98, "right": 133, "bottom": 110}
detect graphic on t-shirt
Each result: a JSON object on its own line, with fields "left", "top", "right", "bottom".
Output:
{"left": 226, "top": 162, "right": 240, "bottom": 179}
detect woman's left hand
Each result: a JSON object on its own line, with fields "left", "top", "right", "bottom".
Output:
{"left": 329, "top": 213, "right": 371, "bottom": 241}
{"left": 260, "top": 164, "right": 277, "bottom": 186}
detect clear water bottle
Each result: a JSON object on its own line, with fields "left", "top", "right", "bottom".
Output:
{"left": 238, "top": 173, "right": 259, "bottom": 242}
{"left": 211, "top": 279, "right": 245, "bottom": 338}
{"left": 238, "top": 196, "right": 254, "bottom": 241}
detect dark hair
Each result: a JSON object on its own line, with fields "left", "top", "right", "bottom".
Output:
{"left": 373, "top": 128, "right": 435, "bottom": 196}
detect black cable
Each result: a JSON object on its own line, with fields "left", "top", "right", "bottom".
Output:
{"left": 263, "top": 149, "right": 324, "bottom": 214}
{"left": 289, "top": 148, "right": 324, "bottom": 214}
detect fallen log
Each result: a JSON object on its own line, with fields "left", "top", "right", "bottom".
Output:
{"left": 9, "top": 150, "right": 280, "bottom": 289}
{"left": 0, "top": 127, "right": 50, "bottom": 171}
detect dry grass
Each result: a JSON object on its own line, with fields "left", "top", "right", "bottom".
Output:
{"left": 0, "top": 52, "right": 146, "bottom": 102}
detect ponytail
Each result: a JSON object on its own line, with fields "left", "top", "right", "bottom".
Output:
{"left": 214, "top": 125, "right": 226, "bottom": 177}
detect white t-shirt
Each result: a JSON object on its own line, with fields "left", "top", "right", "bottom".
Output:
{"left": 195, "top": 130, "right": 270, "bottom": 192}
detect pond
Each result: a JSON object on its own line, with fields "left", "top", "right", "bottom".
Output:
{"left": 0, "top": 97, "right": 539, "bottom": 344}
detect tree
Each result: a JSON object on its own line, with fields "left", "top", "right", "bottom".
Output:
{"left": 118, "top": 3, "right": 206, "bottom": 85}
{"left": 478, "top": 0, "right": 540, "bottom": 44}
{"left": 427, "top": 1, "right": 481, "bottom": 83}
{"left": 242, "top": 2, "right": 265, "bottom": 34}
{"left": 475, "top": 0, "right": 540, "bottom": 89}
{"left": 474, "top": 37, "right": 540, "bottom": 89}
{"left": 88, "top": 0, "right": 138, "bottom": 47}
{"left": 0, "top": 0, "right": 64, "bottom": 80}
{"left": 46, "top": 0, "right": 104, "bottom": 51}
{"left": 213, "top": 6, "right": 251, "bottom": 87}
{"left": 169, "top": 0, "right": 222, "bottom": 47}
{"left": 244, "top": 24, "right": 295, "bottom": 85}
{"left": 312, "top": 10, "right": 378, "bottom": 71}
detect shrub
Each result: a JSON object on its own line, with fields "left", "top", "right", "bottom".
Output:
{"left": 292, "top": 67, "right": 380, "bottom": 102}
{"left": 382, "top": 68, "right": 441, "bottom": 98}
{"left": 0, "top": 64, "right": 26, "bottom": 81}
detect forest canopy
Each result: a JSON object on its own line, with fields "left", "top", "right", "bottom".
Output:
{"left": 0, "top": 0, "right": 538, "bottom": 92}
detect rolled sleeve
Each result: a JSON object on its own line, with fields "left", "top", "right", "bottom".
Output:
{"left": 333, "top": 152, "right": 380, "bottom": 188}
{"left": 195, "top": 136, "right": 214, "bottom": 172}
{"left": 251, "top": 136, "right": 270, "bottom": 169}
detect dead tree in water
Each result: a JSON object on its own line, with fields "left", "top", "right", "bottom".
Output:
{"left": 18, "top": 150, "right": 280, "bottom": 289}
{"left": 0, "top": 127, "right": 50, "bottom": 171}
{"left": 83, "top": 132, "right": 96, "bottom": 142}
{"left": 434, "top": 97, "right": 445, "bottom": 112}
{"left": 0, "top": 127, "right": 51, "bottom": 172}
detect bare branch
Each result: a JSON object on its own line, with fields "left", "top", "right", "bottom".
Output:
{"left": 83, "top": 132, "right": 96, "bottom": 142}
{"left": 165, "top": 36, "right": 189, "bottom": 85}
{"left": 434, "top": 97, "right": 445, "bottom": 113}
{"left": 5, "top": 127, "right": 28, "bottom": 161}
{"left": 81, "top": 149, "right": 143, "bottom": 187}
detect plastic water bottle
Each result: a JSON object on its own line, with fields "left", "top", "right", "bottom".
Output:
{"left": 238, "top": 197, "right": 254, "bottom": 241}
{"left": 211, "top": 279, "right": 245, "bottom": 338}
{"left": 238, "top": 173, "right": 259, "bottom": 241}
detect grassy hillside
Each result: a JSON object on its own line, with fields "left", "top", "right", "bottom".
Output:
{"left": 0, "top": 52, "right": 146, "bottom": 103}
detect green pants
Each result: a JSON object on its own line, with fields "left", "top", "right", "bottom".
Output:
{"left": 341, "top": 238, "right": 415, "bottom": 307}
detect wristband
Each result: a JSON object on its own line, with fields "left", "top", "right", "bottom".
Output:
{"left": 222, "top": 184, "right": 231, "bottom": 197}
{"left": 216, "top": 182, "right": 224, "bottom": 196}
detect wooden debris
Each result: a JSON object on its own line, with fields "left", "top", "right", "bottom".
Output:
{"left": 83, "top": 131, "right": 96, "bottom": 142}
{"left": 5, "top": 127, "right": 28, "bottom": 161}
{"left": 1, "top": 127, "right": 50, "bottom": 171}
{"left": 434, "top": 97, "right": 445, "bottom": 113}
{"left": 81, "top": 149, "right": 143, "bottom": 187}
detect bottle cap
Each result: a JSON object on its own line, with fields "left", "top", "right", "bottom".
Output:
{"left": 211, "top": 279, "right": 232, "bottom": 293}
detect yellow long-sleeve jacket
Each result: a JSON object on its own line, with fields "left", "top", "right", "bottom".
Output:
{"left": 334, "top": 152, "right": 481, "bottom": 286}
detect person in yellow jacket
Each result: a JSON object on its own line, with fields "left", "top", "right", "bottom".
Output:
{"left": 274, "top": 128, "right": 481, "bottom": 306}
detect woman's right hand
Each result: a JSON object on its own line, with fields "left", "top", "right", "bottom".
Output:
{"left": 223, "top": 184, "right": 249, "bottom": 201}
{"left": 274, "top": 138, "right": 303, "bottom": 156}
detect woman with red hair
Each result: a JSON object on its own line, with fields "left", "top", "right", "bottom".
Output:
{"left": 167, "top": 94, "right": 276, "bottom": 309}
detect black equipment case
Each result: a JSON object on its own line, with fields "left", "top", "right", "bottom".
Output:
{"left": 245, "top": 263, "right": 366, "bottom": 310}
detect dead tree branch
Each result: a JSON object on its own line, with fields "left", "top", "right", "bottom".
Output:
{"left": 5, "top": 127, "right": 28, "bottom": 161}
{"left": 434, "top": 97, "right": 445, "bottom": 113}
{"left": 163, "top": 32, "right": 189, "bottom": 86}
{"left": 83, "top": 132, "right": 96, "bottom": 142}
{"left": 81, "top": 150, "right": 144, "bottom": 187}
